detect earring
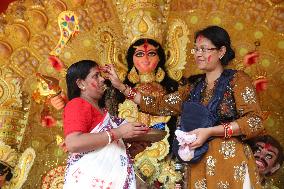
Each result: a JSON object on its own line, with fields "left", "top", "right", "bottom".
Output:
{"left": 155, "top": 67, "right": 165, "bottom": 83}
{"left": 81, "top": 86, "right": 86, "bottom": 90}
{"left": 127, "top": 66, "right": 139, "bottom": 84}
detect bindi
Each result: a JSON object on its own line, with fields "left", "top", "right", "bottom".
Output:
{"left": 143, "top": 39, "right": 149, "bottom": 52}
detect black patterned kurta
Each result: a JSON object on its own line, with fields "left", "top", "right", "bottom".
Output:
{"left": 140, "top": 70, "right": 263, "bottom": 189}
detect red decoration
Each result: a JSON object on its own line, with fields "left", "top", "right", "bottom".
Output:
{"left": 127, "top": 87, "right": 138, "bottom": 100}
{"left": 41, "top": 115, "right": 57, "bottom": 128}
{"left": 48, "top": 56, "right": 65, "bottom": 71}
{"left": 243, "top": 51, "right": 259, "bottom": 67}
{"left": 41, "top": 107, "right": 57, "bottom": 128}
{"left": 108, "top": 129, "right": 115, "bottom": 142}
{"left": 154, "top": 180, "right": 162, "bottom": 188}
{"left": 254, "top": 77, "right": 268, "bottom": 92}
{"left": 0, "top": 0, "right": 14, "bottom": 13}
{"left": 223, "top": 122, "right": 233, "bottom": 139}
{"left": 143, "top": 39, "right": 149, "bottom": 51}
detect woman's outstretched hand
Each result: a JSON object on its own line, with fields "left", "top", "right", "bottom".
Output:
{"left": 114, "top": 122, "right": 149, "bottom": 139}
{"left": 100, "top": 64, "right": 123, "bottom": 90}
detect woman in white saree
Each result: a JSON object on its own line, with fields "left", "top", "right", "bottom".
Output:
{"left": 63, "top": 60, "right": 149, "bottom": 189}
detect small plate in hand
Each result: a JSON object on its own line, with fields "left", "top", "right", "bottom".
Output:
{"left": 125, "top": 129, "right": 167, "bottom": 143}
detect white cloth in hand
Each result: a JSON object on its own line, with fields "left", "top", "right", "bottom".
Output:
{"left": 175, "top": 130, "right": 197, "bottom": 161}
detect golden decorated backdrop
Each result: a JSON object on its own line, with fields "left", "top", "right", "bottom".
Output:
{"left": 0, "top": 0, "right": 283, "bottom": 188}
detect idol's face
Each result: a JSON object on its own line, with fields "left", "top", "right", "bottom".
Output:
{"left": 133, "top": 43, "right": 159, "bottom": 74}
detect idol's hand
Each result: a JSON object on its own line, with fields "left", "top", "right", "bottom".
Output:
{"left": 187, "top": 128, "right": 212, "bottom": 149}
{"left": 114, "top": 122, "right": 149, "bottom": 139}
{"left": 50, "top": 92, "right": 67, "bottom": 110}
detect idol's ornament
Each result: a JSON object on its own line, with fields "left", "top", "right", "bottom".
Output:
{"left": 49, "top": 11, "right": 79, "bottom": 76}
{"left": 240, "top": 41, "right": 270, "bottom": 119}
{"left": 33, "top": 11, "right": 79, "bottom": 128}
{"left": 50, "top": 11, "right": 79, "bottom": 57}
{"left": 112, "top": 0, "right": 190, "bottom": 187}
{"left": 32, "top": 73, "right": 61, "bottom": 128}
{"left": 242, "top": 41, "right": 268, "bottom": 93}
{"left": 0, "top": 68, "right": 35, "bottom": 189}
{"left": 115, "top": 0, "right": 189, "bottom": 81}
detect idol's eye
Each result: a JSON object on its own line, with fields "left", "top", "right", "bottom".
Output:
{"left": 134, "top": 51, "right": 145, "bottom": 57}
{"left": 147, "top": 51, "right": 157, "bottom": 57}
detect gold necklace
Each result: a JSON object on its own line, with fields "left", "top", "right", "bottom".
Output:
{"left": 139, "top": 72, "right": 155, "bottom": 83}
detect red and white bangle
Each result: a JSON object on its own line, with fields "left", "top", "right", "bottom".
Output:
{"left": 227, "top": 124, "right": 233, "bottom": 138}
{"left": 108, "top": 129, "right": 117, "bottom": 141}
{"left": 127, "top": 87, "right": 138, "bottom": 100}
{"left": 223, "top": 122, "right": 233, "bottom": 139}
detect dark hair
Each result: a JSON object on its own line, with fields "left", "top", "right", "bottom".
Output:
{"left": 0, "top": 163, "right": 13, "bottom": 181}
{"left": 66, "top": 60, "right": 98, "bottom": 101}
{"left": 125, "top": 38, "right": 178, "bottom": 92}
{"left": 194, "top": 25, "right": 235, "bottom": 66}
{"left": 249, "top": 135, "right": 284, "bottom": 168}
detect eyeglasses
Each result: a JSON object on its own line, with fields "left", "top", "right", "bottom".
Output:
{"left": 191, "top": 47, "right": 218, "bottom": 54}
